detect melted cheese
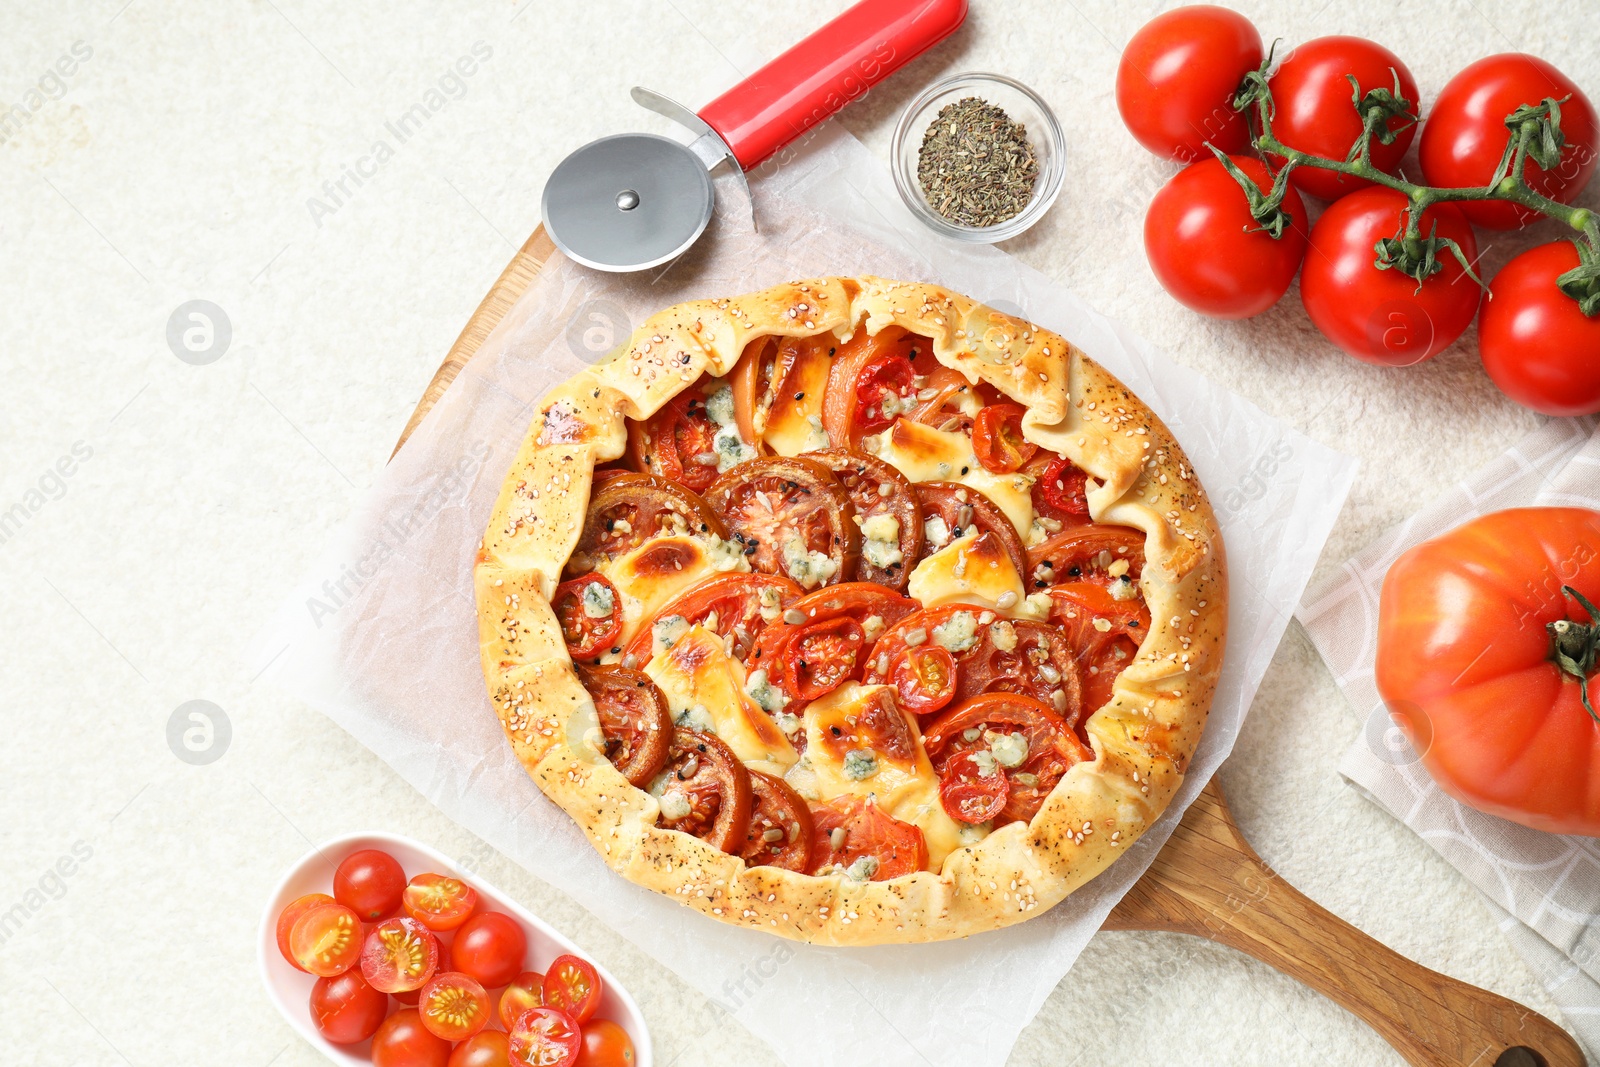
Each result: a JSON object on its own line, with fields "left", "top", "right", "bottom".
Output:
{"left": 907, "top": 531, "right": 1029, "bottom": 615}
{"left": 872, "top": 419, "right": 1035, "bottom": 535}
{"left": 595, "top": 535, "right": 723, "bottom": 658}
{"left": 761, "top": 345, "right": 833, "bottom": 455}
{"left": 644, "top": 626, "right": 797, "bottom": 769}
{"left": 790, "top": 682, "right": 967, "bottom": 866}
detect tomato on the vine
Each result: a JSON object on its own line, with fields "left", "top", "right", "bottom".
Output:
{"left": 1300, "top": 187, "right": 1481, "bottom": 365}
{"left": 1267, "top": 36, "right": 1419, "bottom": 201}
{"left": 1420, "top": 54, "right": 1598, "bottom": 230}
{"left": 1479, "top": 241, "right": 1600, "bottom": 416}
{"left": 1144, "top": 155, "right": 1308, "bottom": 320}
{"left": 1116, "top": 5, "right": 1261, "bottom": 162}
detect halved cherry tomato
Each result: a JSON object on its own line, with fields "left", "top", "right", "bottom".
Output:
{"left": 372, "top": 1007, "right": 451, "bottom": 1067}
{"left": 418, "top": 971, "right": 491, "bottom": 1041}
{"left": 652, "top": 728, "right": 754, "bottom": 853}
{"left": 498, "top": 971, "right": 545, "bottom": 1030}
{"left": 452, "top": 911, "right": 527, "bottom": 989}
{"left": 704, "top": 456, "right": 858, "bottom": 589}
{"left": 892, "top": 644, "right": 957, "bottom": 716}
{"left": 621, "top": 573, "right": 803, "bottom": 665}
{"left": 746, "top": 583, "right": 919, "bottom": 706}
{"left": 938, "top": 750, "right": 1010, "bottom": 824}
{"left": 567, "top": 473, "right": 725, "bottom": 577}
{"left": 392, "top": 938, "right": 449, "bottom": 1006}
{"left": 1029, "top": 454, "right": 1091, "bottom": 520}
{"left": 551, "top": 574, "right": 623, "bottom": 660}
{"left": 627, "top": 389, "right": 734, "bottom": 493}
{"left": 579, "top": 1019, "right": 638, "bottom": 1067}
{"left": 276, "top": 892, "right": 333, "bottom": 972}
{"left": 334, "top": 849, "right": 406, "bottom": 922}
{"left": 290, "top": 903, "right": 364, "bottom": 977}
{"left": 809, "top": 448, "right": 924, "bottom": 589}
{"left": 821, "top": 327, "right": 928, "bottom": 447}
{"left": 739, "top": 770, "right": 815, "bottom": 872}
{"left": 1047, "top": 578, "right": 1150, "bottom": 717}
{"left": 361, "top": 916, "right": 440, "bottom": 994}
{"left": 972, "top": 404, "right": 1036, "bottom": 474}
{"left": 310, "top": 969, "right": 389, "bottom": 1044}
{"left": 509, "top": 1007, "right": 582, "bottom": 1067}
{"left": 542, "top": 954, "right": 603, "bottom": 1024}
{"left": 808, "top": 795, "right": 928, "bottom": 880}
{"left": 1027, "top": 524, "right": 1145, "bottom": 586}
{"left": 401, "top": 873, "right": 479, "bottom": 933}
{"left": 916, "top": 483, "right": 1028, "bottom": 579}
{"left": 779, "top": 616, "right": 866, "bottom": 700}
{"left": 573, "top": 665, "right": 673, "bottom": 787}
{"left": 449, "top": 1030, "right": 512, "bottom": 1067}
{"left": 853, "top": 354, "right": 917, "bottom": 436}
{"left": 923, "top": 693, "right": 1094, "bottom": 824}
{"left": 906, "top": 362, "right": 976, "bottom": 430}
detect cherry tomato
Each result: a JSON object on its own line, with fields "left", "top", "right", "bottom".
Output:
{"left": 1144, "top": 156, "right": 1309, "bottom": 320}
{"left": 1030, "top": 455, "right": 1090, "bottom": 520}
{"left": 1420, "top": 54, "right": 1598, "bottom": 230}
{"left": 739, "top": 770, "right": 815, "bottom": 872}
{"left": 1300, "top": 187, "right": 1482, "bottom": 365}
{"left": 552, "top": 574, "right": 623, "bottom": 660}
{"left": 808, "top": 795, "right": 928, "bottom": 880}
{"left": 780, "top": 616, "right": 866, "bottom": 700}
{"left": 452, "top": 911, "right": 528, "bottom": 989}
{"left": 401, "top": 873, "right": 480, "bottom": 933}
{"left": 573, "top": 665, "right": 673, "bottom": 786}
{"left": 542, "top": 955, "right": 604, "bottom": 1024}
{"left": 1267, "top": 36, "right": 1419, "bottom": 200}
{"left": 361, "top": 917, "right": 441, "bottom": 994}
{"left": 419, "top": 971, "right": 491, "bottom": 1041}
{"left": 853, "top": 355, "right": 917, "bottom": 437}
{"left": 915, "top": 482, "right": 1027, "bottom": 579}
{"left": 509, "top": 1007, "right": 583, "bottom": 1067}
{"left": 275, "top": 892, "right": 333, "bottom": 972}
{"left": 450, "top": 1030, "right": 512, "bottom": 1067}
{"left": 654, "top": 728, "right": 754, "bottom": 853}
{"left": 892, "top": 645, "right": 957, "bottom": 716}
{"left": 498, "top": 971, "right": 545, "bottom": 1030}
{"left": 372, "top": 1007, "right": 451, "bottom": 1067}
{"left": 971, "top": 403, "right": 1037, "bottom": 473}
{"left": 309, "top": 969, "right": 389, "bottom": 1044}
{"left": 821, "top": 327, "right": 928, "bottom": 446}
{"left": 1479, "top": 241, "right": 1600, "bottom": 416}
{"left": 923, "top": 693, "right": 1095, "bottom": 824}
{"left": 578, "top": 1019, "right": 637, "bottom": 1067}
{"left": 334, "top": 849, "right": 407, "bottom": 922}
{"left": 1046, "top": 578, "right": 1151, "bottom": 716}
{"left": 622, "top": 573, "right": 802, "bottom": 664}
{"left": 809, "top": 448, "right": 924, "bottom": 590}
{"left": 627, "top": 389, "right": 736, "bottom": 493}
{"left": 290, "top": 903, "right": 364, "bottom": 977}
{"left": 938, "top": 750, "right": 1010, "bottom": 824}
{"left": 566, "top": 473, "right": 725, "bottom": 577}
{"left": 1116, "top": 5, "right": 1262, "bottom": 162}
{"left": 704, "top": 456, "right": 859, "bottom": 589}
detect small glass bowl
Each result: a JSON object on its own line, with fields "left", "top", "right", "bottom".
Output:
{"left": 891, "top": 71, "right": 1065, "bottom": 243}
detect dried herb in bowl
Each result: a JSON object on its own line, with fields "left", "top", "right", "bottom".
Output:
{"left": 916, "top": 96, "right": 1039, "bottom": 228}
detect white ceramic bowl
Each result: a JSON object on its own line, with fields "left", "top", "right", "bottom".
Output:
{"left": 258, "top": 831, "right": 653, "bottom": 1065}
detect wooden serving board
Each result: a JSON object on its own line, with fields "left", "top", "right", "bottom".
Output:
{"left": 394, "top": 225, "right": 1582, "bottom": 1067}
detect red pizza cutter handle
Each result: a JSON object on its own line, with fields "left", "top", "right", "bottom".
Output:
{"left": 697, "top": 0, "right": 968, "bottom": 171}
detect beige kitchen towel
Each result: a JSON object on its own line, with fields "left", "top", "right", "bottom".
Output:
{"left": 1299, "top": 415, "right": 1600, "bottom": 1058}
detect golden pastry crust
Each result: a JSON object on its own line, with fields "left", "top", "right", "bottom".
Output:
{"left": 474, "top": 277, "right": 1227, "bottom": 945}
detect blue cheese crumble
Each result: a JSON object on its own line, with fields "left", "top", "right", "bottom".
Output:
{"left": 651, "top": 614, "right": 690, "bottom": 657}
{"left": 842, "top": 748, "right": 879, "bottom": 780}
{"left": 704, "top": 382, "right": 757, "bottom": 472}
{"left": 859, "top": 513, "right": 903, "bottom": 570}
{"left": 581, "top": 580, "right": 615, "bottom": 618}
{"left": 744, "top": 668, "right": 790, "bottom": 712}
{"left": 781, "top": 536, "right": 838, "bottom": 589}
{"left": 932, "top": 611, "right": 978, "bottom": 652}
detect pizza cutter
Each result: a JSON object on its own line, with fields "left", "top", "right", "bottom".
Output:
{"left": 541, "top": 0, "right": 968, "bottom": 272}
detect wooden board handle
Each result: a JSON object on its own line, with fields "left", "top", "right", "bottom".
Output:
{"left": 1104, "top": 785, "right": 1584, "bottom": 1067}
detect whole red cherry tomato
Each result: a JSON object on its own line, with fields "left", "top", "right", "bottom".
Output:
{"left": 334, "top": 849, "right": 407, "bottom": 921}
{"left": 580, "top": 1020, "right": 638, "bottom": 1067}
{"left": 309, "top": 970, "right": 389, "bottom": 1044}
{"left": 1116, "top": 6, "right": 1261, "bottom": 162}
{"left": 452, "top": 911, "right": 527, "bottom": 989}
{"left": 1300, "top": 186, "right": 1481, "bottom": 365}
{"left": 1267, "top": 36, "right": 1419, "bottom": 201}
{"left": 1145, "top": 155, "right": 1309, "bottom": 319}
{"left": 1480, "top": 241, "right": 1600, "bottom": 415}
{"left": 1376, "top": 508, "right": 1600, "bottom": 836}
{"left": 372, "top": 1007, "right": 451, "bottom": 1067}
{"left": 1420, "top": 54, "right": 1598, "bottom": 230}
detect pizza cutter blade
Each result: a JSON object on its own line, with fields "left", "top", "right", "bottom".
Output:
{"left": 541, "top": 0, "right": 969, "bottom": 272}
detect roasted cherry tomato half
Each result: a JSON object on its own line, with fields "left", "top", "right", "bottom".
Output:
{"left": 290, "top": 903, "right": 365, "bottom": 977}
{"left": 892, "top": 644, "right": 958, "bottom": 716}
{"left": 627, "top": 387, "right": 746, "bottom": 493}
{"left": 915, "top": 482, "right": 1028, "bottom": 579}
{"left": 498, "top": 971, "right": 546, "bottom": 1031}
{"left": 704, "top": 455, "right": 858, "bottom": 590}
{"left": 541, "top": 954, "right": 603, "bottom": 1024}
{"left": 566, "top": 473, "right": 725, "bottom": 577}
{"left": 310, "top": 969, "right": 389, "bottom": 1044}
{"left": 508, "top": 1007, "right": 583, "bottom": 1067}
{"left": 779, "top": 616, "right": 867, "bottom": 701}
{"left": 372, "top": 1007, "right": 452, "bottom": 1067}
{"left": 579, "top": 1019, "right": 638, "bottom": 1067}
{"left": 334, "top": 849, "right": 407, "bottom": 922}
{"left": 622, "top": 572, "right": 803, "bottom": 665}
{"left": 652, "top": 728, "right": 754, "bottom": 854}
{"left": 923, "top": 693, "right": 1095, "bottom": 825}
{"left": 552, "top": 574, "right": 623, "bottom": 660}
{"left": 419, "top": 971, "right": 492, "bottom": 1042}
{"left": 573, "top": 665, "right": 673, "bottom": 787}
{"left": 808, "top": 795, "right": 928, "bottom": 881}
{"left": 401, "top": 872, "right": 479, "bottom": 933}
{"left": 361, "top": 916, "right": 441, "bottom": 994}
{"left": 821, "top": 326, "right": 929, "bottom": 446}
{"left": 972, "top": 403, "right": 1037, "bottom": 474}
{"left": 739, "top": 770, "right": 815, "bottom": 872}
{"left": 1028, "top": 454, "right": 1091, "bottom": 520}
{"left": 276, "top": 892, "right": 333, "bottom": 972}
{"left": 452, "top": 911, "right": 528, "bottom": 990}
{"left": 809, "top": 447, "right": 924, "bottom": 589}
{"left": 938, "top": 749, "right": 1011, "bottom": 824}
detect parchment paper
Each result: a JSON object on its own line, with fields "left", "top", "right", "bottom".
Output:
{"left": 248, "top": 123, "right": 1356, "bottom": 1067}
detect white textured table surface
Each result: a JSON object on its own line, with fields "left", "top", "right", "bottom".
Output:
{"left": 0, "top": 2, "right": 1589, "bottom": 1064}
